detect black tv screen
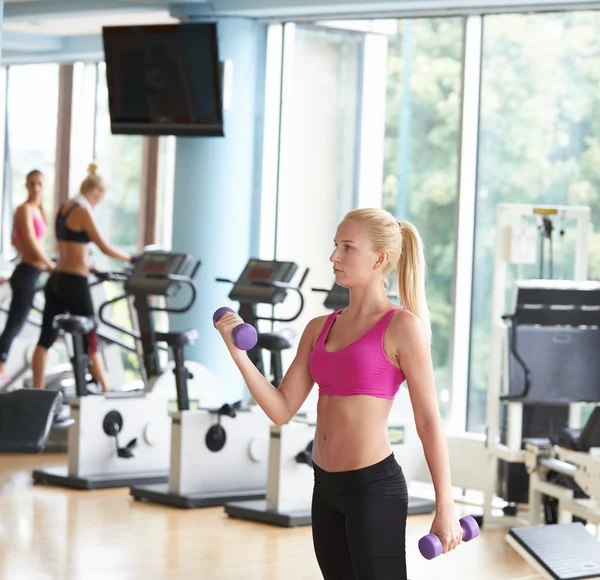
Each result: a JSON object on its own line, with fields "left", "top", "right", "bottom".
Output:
{"left": 102, "top": 23, "right": 224, "bottom": 137}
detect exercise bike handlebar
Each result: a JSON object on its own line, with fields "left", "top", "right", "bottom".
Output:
{"left": 146, "top": 273, "right": 197, "bottom": 314}
{"left": 248, "top": 267, "right": 309, "bottom": 324}
{"left": 216, "top": 267, "right": 310, "bottom": 324}
{"left": 97, "top": 260, "right": 199, "bottom": 348}
{"left": 91, "top": 268, "right": 132, "bottom": 284}
{"left": 98, "top": 294, "right": 144, "bottom": 342}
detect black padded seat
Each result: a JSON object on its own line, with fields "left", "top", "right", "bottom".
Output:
{"left": 53, "top": 314, "right": 96, "bottom": 335}
{"left": 155, "top": 330, "right": 198, "bottom": 347}
{"left": 257, "top": 332, "right": 293, "bottom": 353}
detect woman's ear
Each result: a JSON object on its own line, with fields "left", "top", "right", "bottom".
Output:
{"left": 374, "top": 250, "right": 390, "bottom": 270}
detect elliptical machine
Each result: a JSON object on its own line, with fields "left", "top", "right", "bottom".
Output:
{"left": 32, "top": 250, "right": 217, "bottom": 490}
{"left": 129, "top": 258, "right": 309, "bottom": 508}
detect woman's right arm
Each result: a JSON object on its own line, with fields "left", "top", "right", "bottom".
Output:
{"left": 216, "top": 313, "right": 322, "bottom": 425}
{"left": 81, "top": 209, "right": 132, "bottom": 262}
{"left": 13, "top": 205, "right": 55, "bottom": 269}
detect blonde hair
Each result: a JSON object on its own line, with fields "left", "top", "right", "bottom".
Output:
{"left": 343, "top": 208, "right": 431, "bottom": 338}
{"left": 80, "top": 162, "right": 106, "bottom": 195}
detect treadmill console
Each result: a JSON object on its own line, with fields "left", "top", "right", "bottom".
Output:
{"left": 125, "top": 251, "right": 195, "bottom": 296}
{"left": 229, "top": 259, "right": 298, "bottom": 305}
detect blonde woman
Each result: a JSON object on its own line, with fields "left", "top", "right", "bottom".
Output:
{"left": 32, "top": 163, "right": 132, "bottom": 393}
{"left": 216, "top": 208, "right": 461, "bottom": 580}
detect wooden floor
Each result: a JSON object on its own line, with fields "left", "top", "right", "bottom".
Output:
{"left": 0, "top": 455, "right": 540, "bottom": 580}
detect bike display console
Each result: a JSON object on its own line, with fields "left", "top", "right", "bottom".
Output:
{"left": 228, "top": 260, "right": 297, "bottom": 305}
{"left": 125, "top": 251, "right": 196, "bottom": 297}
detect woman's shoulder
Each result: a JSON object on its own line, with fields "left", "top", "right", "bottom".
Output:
{"left": 13, "top": 202, "right": 32, "bottom": 223}
{"left": 387, "top": 308, "right": 426, "bottom": 338}
{"left": 61, "top": 199, "right": 89, "bottom": 218}
{"left": 301, "top": 313, "right": 334, "bottom": 345}
{"left": 306, "top": 313, "right": 332, "bottom": 333}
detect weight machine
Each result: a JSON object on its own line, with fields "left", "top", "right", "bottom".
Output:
{"left": 479, "top": 203, "right": 600, "bottom": 579}
{"left": 483, "top": 203, "right": 591, "bottom": 528}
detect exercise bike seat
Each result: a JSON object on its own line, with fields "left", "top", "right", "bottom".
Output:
{"left": 257, "top": 332, "right": 293, "bottom": 353}
{"left": 155, "top": 330, "right": 198, "bottom": 347}
{"left": 0, "top": 389, "right": 62, "bottom": 453}
{"left": 53, "top": 314, "right": 97, "bottom": 335}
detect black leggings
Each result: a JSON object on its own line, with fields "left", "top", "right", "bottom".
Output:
{"left": 312, "top": 453, "right": 409, "bottom": 580}
{"left": 0, "top": 263, "right": 42, "bottom": 363}
{"left": 38, "top": 272, "right": 98, "bottom": 353}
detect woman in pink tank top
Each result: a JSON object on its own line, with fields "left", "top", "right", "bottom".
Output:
{"left": 216, "top": 208, "right": 461, "bottom": 579}
{"left": 0, "top": 170, "right": 55, "bottom": 381}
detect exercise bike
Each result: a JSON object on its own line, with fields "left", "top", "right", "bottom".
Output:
{"left": 129, "top": 258, "right": 309, "bottom": 508}
{"left": 32, "top": 249, "right": 219, "bottom": 490}
{"left": 222, "top": 261, "right": 317, "bottom": 527}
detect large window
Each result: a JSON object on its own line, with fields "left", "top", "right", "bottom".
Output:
{"left": 265, "top": 21, "right": 464, "bottom": 419}
{"left": 5, "top": 64, "right": 59, "bottom": 253}
{"left": 382, "top": 18, "right": 464, "bottom": 421}
{"left": 467, "top": 11, "right": 600, "bottom": 432}
{"left": 273, "top": 25, "right": 365, "bottom": 398}
{"left": 69, "top": 62, "right": 97, "bottom": 197}
{"left": 0, "top": 57, "right": 172, "bottom": 387}
{"left": 92, "top": 62, "right": 143, "bottom": 266}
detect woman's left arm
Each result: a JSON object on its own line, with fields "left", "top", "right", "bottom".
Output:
{"left": 392, "top": 311, "right": 462, "bottom": 553}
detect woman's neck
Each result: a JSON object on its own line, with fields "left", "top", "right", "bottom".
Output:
{"left": 344, "top": 284, "right": 395, "bottom": 318}
{"left": 75, "top": 193, "right": 94, "bottom": 210}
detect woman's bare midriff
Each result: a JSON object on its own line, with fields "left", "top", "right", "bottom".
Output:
{"left": 56, "top": 241, "right": 91, "bottom": 277}
{"left": 311, "top": 394, "right": 394, "bottom": 472}
{"left": 12, "top": 238, "right": 44, "bottom": 270}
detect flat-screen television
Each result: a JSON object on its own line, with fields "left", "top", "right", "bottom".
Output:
{"left": 102, "top": 22, "right": 224, "bottom": 137}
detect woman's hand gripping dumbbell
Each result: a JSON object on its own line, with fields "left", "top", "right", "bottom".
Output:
{"left": 213, "top": 307, "right": 258, "bottom": 351}
{"left": 418, "top": 515, "right": 479, "bottom": 560}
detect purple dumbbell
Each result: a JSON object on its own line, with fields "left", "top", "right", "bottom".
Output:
{"left": 213, "top": 307, "right": 258, "bottom": 351}
{"left": 418, "top": 515, "right": 479, "bottom": 560}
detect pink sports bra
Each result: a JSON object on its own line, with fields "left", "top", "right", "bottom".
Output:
{"left": 308, "top": 308, "right": 406, "bottom": 399}
{"left": 12, "top": 202, "right": 47, "bottom": 241}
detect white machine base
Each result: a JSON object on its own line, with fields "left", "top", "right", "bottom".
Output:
{"left": 506, "top": 523, "right": 600, "bottom": 579}
{"left": 224, "top": 496, "right": 435, "bottom": 528}
{"left": 225, "top": 499, "right": 312, "bottom": 527}
{"left": 130, "top": 483, "right": 265, "bottom": 509}
{"left": 32, "top": 465, "right": 168, "bottom": 490}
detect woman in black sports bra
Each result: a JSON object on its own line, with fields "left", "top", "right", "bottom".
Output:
{"left": 31, "top": 162, "right": 133, "bottom": 392}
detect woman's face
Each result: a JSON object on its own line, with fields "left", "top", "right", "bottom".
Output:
{"left": 329, "top": 219, "right": 382, "bottom": 289}
{"left": 26, "top": 173, "right": 44, "bottom": 203}
{"left": 89, "top": 186, "right": 107, "bottom": 205}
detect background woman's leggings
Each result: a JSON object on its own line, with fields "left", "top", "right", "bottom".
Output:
{"left": 37, "top": 272, "right": 98, "bottom": 353}
{"left": 311, "top": 453, "right": 409, "bottom": 580}
{"left": 0, "top": 263, "right": 41, "bottom": 363}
